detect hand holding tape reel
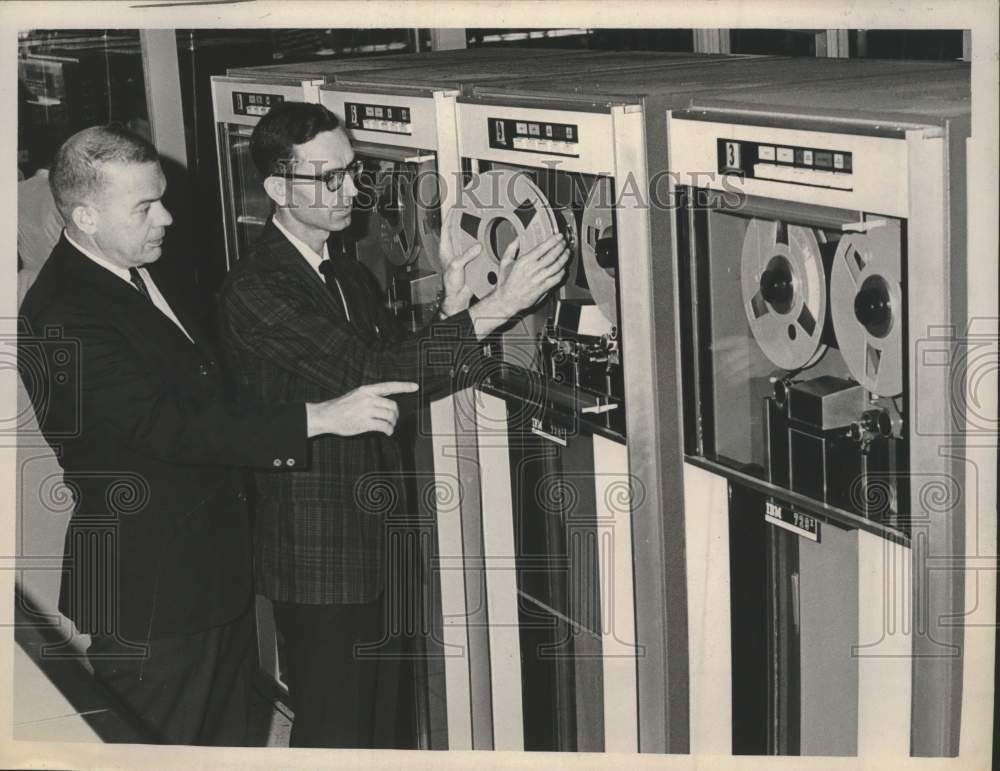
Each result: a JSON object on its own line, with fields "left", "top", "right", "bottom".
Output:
{"left": 441, "top": 169, "right": 623, "bottom": 416}
{"left": 438, "top": 199, "right": 569, "bottom": 320}
{"left": 446, "top": 169, "right": 561, "bottom": 301}
{"left": 443, "top": 169, "right": 617, "bottom": 323}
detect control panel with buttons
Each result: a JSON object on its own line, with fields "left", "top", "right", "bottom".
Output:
{"left": 487, "top": 117, "right": 580, "bottom": 157}
{"left": 718, "top": 138, "right": 853, "bottom": 190}
{"left": 344, "top": 102, "right": 413, "bottom": 135}
{"left": 231, "top": 91, "right": 285, "bottom": 117}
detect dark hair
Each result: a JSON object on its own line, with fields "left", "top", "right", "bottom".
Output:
{"left": 249, "top": 101, "right": 341, "bottom": 177}
{"left": 48, "top": 124, "right": 159, "bottom": 220}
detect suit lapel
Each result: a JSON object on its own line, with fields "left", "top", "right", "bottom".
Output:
{"left": 260, "top": 220, "right": 355, "bottom": 326}
{"left": 334, "top": 259, "right": 380, "bottom": 339}
{"left": 145, "top": 262, "right": 217, "bottom": 357}
{"left": 56, "top": 238, "right": 205, "bottom": 365}
{"left": 325, "top": 231, "right": 384, "bottom": 338}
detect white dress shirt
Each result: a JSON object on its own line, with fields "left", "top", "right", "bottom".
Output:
{"left": 272, "top": 217, "right": 351, "bottom": 321}
{"left": 65, "top": 231, "right": 195, "bottom": 343}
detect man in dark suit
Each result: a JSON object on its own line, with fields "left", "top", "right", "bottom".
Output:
{"left": 218, "top": 101, "right": 569, "bottom": 747}
{"left": 18, "top": 124, "right": 418, "bottom": 745}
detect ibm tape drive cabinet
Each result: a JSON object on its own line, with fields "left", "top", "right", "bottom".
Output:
{"left": 459, "top": 56, "right": 969, "bottom": 755}
{"left": 671, "top": 64, "right": 970, "bottom": 757}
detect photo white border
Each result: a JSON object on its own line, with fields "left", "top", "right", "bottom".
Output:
{"left": 1, "top": 2, "right": 996, "bottom": 769}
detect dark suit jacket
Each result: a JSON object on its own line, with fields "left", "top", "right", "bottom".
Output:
{"left": 18, "top": 235, "right": 307, "bottom": 643}
{"left": 218, "top": 221, "right": 481, "bottom": 604}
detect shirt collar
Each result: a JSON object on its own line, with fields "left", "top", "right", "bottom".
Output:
{"left": 64, "top": 230, "right": 133, "bottom": 283}
{"left": 272, "top": 216, "right": 329, "bottom": 276}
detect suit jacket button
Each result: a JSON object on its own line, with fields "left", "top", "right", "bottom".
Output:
{"left": 198, "top": 364, "right": 209, "bottom": 375}
{"left": 286, "top": 458, "right": 296, "bottom": 467}
{"left": 272, "top": 459, "right": 282, "bottom": 467}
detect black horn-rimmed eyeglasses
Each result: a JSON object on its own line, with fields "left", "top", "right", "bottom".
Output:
{"left": 272, "top": 159, "right": 365, "bottom": 193}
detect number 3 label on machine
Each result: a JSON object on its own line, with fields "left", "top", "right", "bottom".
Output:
{"left": 765, "top": 499, "right": 821, "bottom": 542}
{"left": 723, "top": 140, "right": 741, "bottom": 170}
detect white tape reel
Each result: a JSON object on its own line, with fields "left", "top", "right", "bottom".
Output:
{"left": 374, "top": 162, "right": 419, "bottom": 268}
{"left": 447, "top": 169, "right": 559, "bottom": 299}
{"left": 413, "top": 164, "right": 442, "bottom": 273}
{"left": 741, "top": 218, "right": 829, "bottom": 371}
{"left": 580, "top": 176, "right": 618, "bottom": 328}
{"left": 829, "top": 221, "right": 903, "bottom": 397}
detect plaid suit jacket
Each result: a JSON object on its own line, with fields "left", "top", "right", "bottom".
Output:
{"left": 218, "top": 221, "right": 480, "bottom": 604}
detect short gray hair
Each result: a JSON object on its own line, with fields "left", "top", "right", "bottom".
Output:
{"left": 48, "top": 125, "right": 159, "bottom": 220}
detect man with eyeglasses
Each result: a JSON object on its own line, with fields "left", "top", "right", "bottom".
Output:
{"left": 218, "top": 101, "right": 569, "bottom": 748}
{"left": 18, "top": 124, "right": 420, "bottom": 745}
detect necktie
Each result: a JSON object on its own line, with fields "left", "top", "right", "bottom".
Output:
{"left": 318, "top": 259, "right": 352, "bottom": 321}
{"left": 125, "top": 266, "right": 196, "bottom": 343}
{"left": 317, "top": 258, "right": 338, "bottom": 290}
{"left": 129, "top": 267, "right": 152, "bottom": 301}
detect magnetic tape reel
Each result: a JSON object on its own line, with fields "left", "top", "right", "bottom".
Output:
{"left": 741, "top": 218, "right": 830, "bottom": 371}
{"left": 447, "top": 169, "right": 559, "bottom": 300}
{"left": 580, "top": 176, "right": 618, "bottom": 328}
{"left": 829, "top": 221, "right": 904, "bottom": 397}
{"left": 413, "top": 166, "right": 443, "bottom": 273}
{"left": 372, "top": 161, "right": 419, "bottom": 267}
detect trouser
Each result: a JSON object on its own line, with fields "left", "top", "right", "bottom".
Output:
{"left": 87, "top": 609, "right": 255, "bottom": 746}
{"left": 272, "top": 596, "right": 402, "bottom": 748}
